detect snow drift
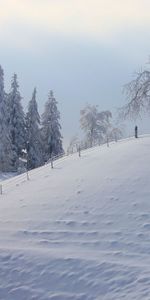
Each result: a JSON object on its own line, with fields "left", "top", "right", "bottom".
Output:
{"left": 0, "top": 136, "right": 150, "bottom": 299}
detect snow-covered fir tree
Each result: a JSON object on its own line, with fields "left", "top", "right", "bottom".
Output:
{"left": 7, "top": 74, "right": 25, "bottom": 168}
{"left": 26, "top": 88, "right": 43, "bottom": 169}
{"left": 0, "top": 66, "right": 15, "bottom": 171}
{"left": 41, "top": 90, "right": 63, "bottom": 161}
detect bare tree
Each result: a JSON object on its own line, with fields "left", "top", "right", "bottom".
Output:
{"left": 119, "top": 69, "right": 150, "bottom": 121}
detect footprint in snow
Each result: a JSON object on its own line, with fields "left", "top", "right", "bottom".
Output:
{"left": 139, "top": 213, "right": 149, "bottom": 220}
{"left": 137, "top": 233, "right": 145, "bottom": 238}
{"left": 109, "top": 196, "right": 119, "bottom": 201}
{"left": 77, "top": 190, "right": 83, "bottom": 194}
{"left": 143, "top": 223, "right": 150, "bottom": 230}
{"left": 84, "top": 210, "right": 89, "bottom": 215}
{"left": 21, "top": 204, "right": 27, "bottom": 208}
{"left": 106, "top": 221, "right": 113, "bottom": 226}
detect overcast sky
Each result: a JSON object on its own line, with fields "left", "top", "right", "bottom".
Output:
{"left": 0, "top": 0, "right": 150, "bottom": 145}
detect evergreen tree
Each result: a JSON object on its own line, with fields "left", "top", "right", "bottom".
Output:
{"left": 26, "top": 88, "right": 43, "bottom": 169}
{"left": 41, "top": 90, "right": 63, "bottom": 161}
{"left": 8, "top": 74, "right": 25, "bottom": 166}
{"left": 0, "top": 66, "right": 15, "bottom": 171}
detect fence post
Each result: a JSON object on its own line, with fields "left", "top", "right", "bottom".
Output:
{"left": 78, "top": 146, "right": 81, "bottom": 157}
{"left": 135, "top": 125, "right": 138, "bottom": 138}
{"left": 50, "top": 157, "right": 54, "bottom": 169}
{"left": 107, "top": 137, "right": 109, "bottom": 147}
{"left": 26, "top": 170, "right": 30, "bottom": 181}
{"left": 0, "top": 184, "right": 2, "bottom": 195}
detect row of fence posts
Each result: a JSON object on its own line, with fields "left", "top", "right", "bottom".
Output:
{"left": 0, "top": 127, "right": 139, "bottom": 194}
{"left": 0, "top": 184, "right": 2, "bottom": 195}
{"left": 0, "top": 138, "right": 112, "bottom": 195}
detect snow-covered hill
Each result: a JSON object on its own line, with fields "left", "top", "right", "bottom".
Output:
{"left": 1, "top": 136, "right": 150, "bottom": 300}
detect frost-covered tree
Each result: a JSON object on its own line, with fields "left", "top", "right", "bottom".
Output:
{"left": 26, "top": 88, "right": 43, "bottom": 169}
{"left": 109, "top": 127, "right": 123, "bottom": 142}
{"left": 7, "top": 74, "right": 25, "bottom": 163}
{"left": 67, "top": 135, "right": 80, "bottom": 154}
{"left": 0, "top": 66, "right": 15, "bottom": 171}
{"left": 80, "top": 105, "right": 99, "bottom": 147}
{"left": 41, "top": 90, "right": 63, "bottom": 161}
{"left": 80, "top": 104, "right": 112, "bottom": 146}
{"left": 119, "top": 68, "right": 150, "bottom": 121}
{"left": 97, "top": 110, "right": 112, "bottom": 144}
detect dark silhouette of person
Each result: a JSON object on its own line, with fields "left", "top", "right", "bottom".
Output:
{"left": 135, "top": 125, "right": 138, "bottom": 138}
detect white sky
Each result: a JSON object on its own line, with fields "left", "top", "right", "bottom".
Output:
{"left": 0, "top": 0, "right": 150, "bottom": 144}
{"left": 1, "top": 1, "right": 150, "bottom": 41}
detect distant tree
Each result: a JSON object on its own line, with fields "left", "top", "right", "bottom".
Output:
{"left": 80, "top": 105, "right": 99, "bottom": 147}
{"left": 109, "top": 127, "right": 123, "bottom": 142}
{"left": 80, "top": 104, "right": 112, "bottom": 146}
{"left": 26, "top": 88, "right": 43, "bottom": 169}
{"left": 67, "top": 135, "right": 80, "bottom": 154}
{"left": 97, "top": 110, "right": 112, "bottom": 144}
{"left": 0, "top": 66, "right": 15, "bottom": 171}
{"left": 41, "top": 90, "right": 64, "bottom": 161}
{"left": 7, "top": 74, "right": 25, "bottom": 167}
{"left": 119, "top": 69, "right": 150, "bottom": 121}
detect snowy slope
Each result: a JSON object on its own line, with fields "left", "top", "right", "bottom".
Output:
{"left": 0, "top": 136, "right": 150, "bottom": 300}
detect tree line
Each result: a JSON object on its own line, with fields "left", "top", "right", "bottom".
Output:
{"left": 1, "top": 56, "right": 145, "bottom": 173}
{"left": 0, "top": 65, "right": 63, "bottom": 172}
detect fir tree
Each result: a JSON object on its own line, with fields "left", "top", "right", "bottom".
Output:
{"left": 7, "top": 74, "right": 25, "bottom": 166}
{"left": 26, "top": 88, "right": 43, "bottom": 169}
{"left": 0, "top": 66, "right": 15, "bottom": 171}
{"left": 41, "top": 90, "right": 63, "bottom": 161}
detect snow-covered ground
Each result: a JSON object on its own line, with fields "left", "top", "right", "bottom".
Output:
{"left": 0, "top": 136, "right": 150, "bottom": 299}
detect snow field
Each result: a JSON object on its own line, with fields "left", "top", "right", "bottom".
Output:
{"left": 0, "top": 136, "right": 150, "bottom": 299}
